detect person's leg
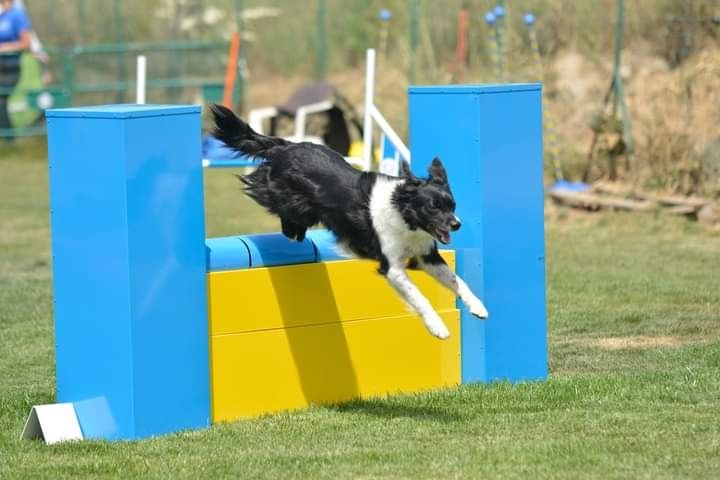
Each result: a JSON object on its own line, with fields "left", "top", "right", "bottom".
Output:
{"left": 0, "top": 94, "right": 12, "bottom": 142}
{"left": 0, "top": 58, "right": 21, "bottom": 142}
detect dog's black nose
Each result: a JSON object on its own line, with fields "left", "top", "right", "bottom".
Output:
{"left": 450, "top": 218, "right": 461, "bottom": 231}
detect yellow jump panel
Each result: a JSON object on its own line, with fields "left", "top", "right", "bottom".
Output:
{"left": 211, "top": 310, "right": 460, "bottom": 422}
{"left": 208, "top": 251, "right": 456, "bottom": 335}
{"left": 208, "top": 252, "right": 461, "bottom": 423}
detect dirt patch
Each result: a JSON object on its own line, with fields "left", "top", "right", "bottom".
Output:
{"left": 587, "top": 335, "right": 698, "bottom": 350}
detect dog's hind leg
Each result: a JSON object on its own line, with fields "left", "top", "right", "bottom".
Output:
{"left": 383, "top": 261, "right": 450, "bottom": 339}
{"left": 420, "top": 249, "right": 488, "bottom": 319}
{"left": 406, "top": 257, "right": 421, "bottom": 270}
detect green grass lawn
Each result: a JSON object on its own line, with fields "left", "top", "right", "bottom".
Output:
{"left": 1, "top": 144, "right": 719, "bottom": 479}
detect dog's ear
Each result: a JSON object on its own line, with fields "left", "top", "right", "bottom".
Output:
{"left": 400, "top": 160, "right": 421, "bottom": 185}
{"left": 428, "top": 157, "right": 448, "bottom": 185}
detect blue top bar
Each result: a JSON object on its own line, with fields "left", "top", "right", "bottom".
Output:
{"left": 46, "top": 104, "right": 201, "bottom": 119}
{"left": 408, "top": 83, "right": 541, "bottom": 95}
{"left": 305, "top": 229, "right": 350, "bottom": 262}
{"left": 242, "top": 233, "right": 316, "bottom": 268}
{"left": 206, "top": 230, "right": 335, "bottom": 272}
{"left": 205, "top": 230, "right": 353, "bottom": 272}
{"left": 203, "top": 158, "right": 257, "bottom": 169}
{"left": 205, "top": 237, "right": 252, "bottom": 271}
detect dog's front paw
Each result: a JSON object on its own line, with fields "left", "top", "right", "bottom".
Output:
{"left": 423, "top": 313, "right": 450, "bottom": 340}
{"left": 467, "top": 298, "right": 489, "bottom": 319}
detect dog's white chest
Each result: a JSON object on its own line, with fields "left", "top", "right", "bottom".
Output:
{"left": 369, "top": 178, "right": 434, "bottom": 259}
{"left": 399, "top": 228, "right": 435, "bottom": 257}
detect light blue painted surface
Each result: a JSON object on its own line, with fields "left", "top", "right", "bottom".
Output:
{"left": 202, "top": 134, "right": 257, "bottom": 168}
{"left": 206, "top": 230, "right": 351, "bottom": 272}
{"left": 46, "top": 104, "right": 200, "bottom": 119}
{"left": 206, "top": 237, "right": 252, "bottom": 271}
{"left": 306, "top": 229, "right": 349, "bottom": 262}
{"left": 408, "top": 84, "right": 541, "bottom": 95}
{"left": 203, "top": 158, "right": 256, "bottom": 168}
{"left": 409, "top": 84, "right": 547, "bottom": 383}
{"left": 381, "top": 133, "right": 397, "bottom": 159}
{"left": 47, "top": 104, "right": 210, "bottom": 440}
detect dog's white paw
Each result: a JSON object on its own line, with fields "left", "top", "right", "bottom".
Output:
{"left": 423, "top": 314, "right": 450, "bottom": 340}
{"left": 467, "top": 297, "right": 489, "bottom": 319}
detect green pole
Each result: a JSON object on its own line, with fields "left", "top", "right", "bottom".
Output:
{"left": 611, "top": 0, "right": 624, "bottom": 116}
{"left": 409, "top": 0, "right": 419, "bottom": 84}
{"left": 235, "top": 0, "right": 244, "bottom": 39}
{"left": 315, "top": 0, "right": 326, "bottom": 81}
{"left": 583, "top": 0, "right": 633, "bottom": 181}
{"left": 235, "top": 0, "right": 246, "bottom": 110}
{"left": 77, "top": 0, "right": 86, "bottom": 43}
{"left": 63, "top": 52, "right": 76, "bottom": 106}
{"left": 527, "top": 17, "right": 563, "bottom": 181}
{"left": 113, "top": 0, "right": 127, "bottom": 103}
{"left": 612, "top": 0, "right": 633, "bottom": 154}
{"left": 490, "top": 20, "right": 501, "bottom": 80}
{"left": 496, "top": 2, "right": 506, "bottom": 82}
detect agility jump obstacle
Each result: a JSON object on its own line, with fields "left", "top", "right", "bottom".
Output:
{"left": 33, "top": 84, "right": 546, "bottom": 442}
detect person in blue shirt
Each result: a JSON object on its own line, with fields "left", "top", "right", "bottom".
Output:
{"left": 0, "top": 0, "right": 31, "bottom": 141}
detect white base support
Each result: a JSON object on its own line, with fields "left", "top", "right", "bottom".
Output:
{"left": 21, "top": 403, "right": 83, "bottom": 444}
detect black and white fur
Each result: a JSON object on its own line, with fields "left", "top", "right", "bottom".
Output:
{"left": 211, "top": 104, "right": 488, "bottom": 339}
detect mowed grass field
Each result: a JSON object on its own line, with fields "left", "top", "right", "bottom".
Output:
{"left": 1, "top": 144, "right": 719, "bottom": 479}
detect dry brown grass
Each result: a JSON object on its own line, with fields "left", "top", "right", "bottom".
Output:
{"left": 561, "top": 335, "right": 704, "bottom": 351}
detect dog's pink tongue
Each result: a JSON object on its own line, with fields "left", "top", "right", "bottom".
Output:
{"left": 440, "top": 231, "right": 450, "bottom": 244}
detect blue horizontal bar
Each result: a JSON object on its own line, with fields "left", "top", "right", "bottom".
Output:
{"left": 205, "top": 230, "right": 353, "bottom": 272}
{"left": 305, "top": 229, "right": 350, "bottom": 262}
{"left": 203, "top": 159, "right": 257, "bottom": 168}
{"left": 205, "top": 237, "right": 252, "bottom": 271}
{"left": 243, "top": 233, "right": 316, "bottom": 268}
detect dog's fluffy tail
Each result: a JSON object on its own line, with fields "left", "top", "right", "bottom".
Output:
{"left": 209, "top": 103, "right": 288, "bottom": 158}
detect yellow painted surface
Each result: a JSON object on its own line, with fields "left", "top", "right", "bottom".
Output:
{"left": 208, "top": 251, "right": 456, "bottom": 335}
{"left": 211, "top": 310, "right": 460, "bottom": 422}
{"left": 208, "top": 252, "right": 461, "bottom": 423}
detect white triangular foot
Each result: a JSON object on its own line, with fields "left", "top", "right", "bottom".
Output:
{"left": 21, "top": 403, "right": 83, "bottom": 444}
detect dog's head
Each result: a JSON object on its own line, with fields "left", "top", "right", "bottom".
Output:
{"left": 394, "top": 158, "right": 461, "bottom": 245}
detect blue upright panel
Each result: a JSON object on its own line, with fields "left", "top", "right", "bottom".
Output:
{"left": 47, "top": 104, "right": 210, "bottom": 440}
{"left": 408, "top": 85, "right": 547, "bottom": 383}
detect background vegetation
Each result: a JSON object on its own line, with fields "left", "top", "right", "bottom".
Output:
{"left": 15, "top": 0, "right": 720, "bottom": 196}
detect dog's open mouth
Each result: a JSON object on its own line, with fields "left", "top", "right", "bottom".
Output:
{"left": 434, "top": 228, "right": 451, "bottom": 245}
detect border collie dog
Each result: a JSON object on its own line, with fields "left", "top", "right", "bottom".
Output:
{"left": 211, "top": 104, "right": 488, "bottom": 339}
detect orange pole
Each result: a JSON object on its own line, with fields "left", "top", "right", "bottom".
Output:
{"left": 455, "top": 9, "right": 469, "bottom": 81}
{"left": 222, "top": 32, "right": 241, "bottom": 108}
